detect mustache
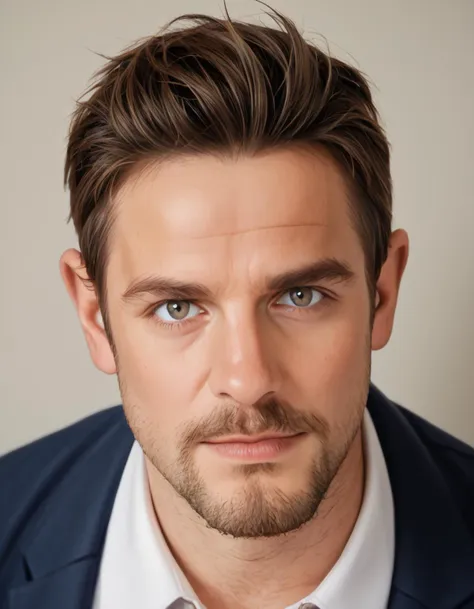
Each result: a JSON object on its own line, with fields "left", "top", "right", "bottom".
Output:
{"left": 179, "top": 396, "right": 329, "bottom": 447}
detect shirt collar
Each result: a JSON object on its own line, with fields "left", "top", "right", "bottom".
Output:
{"left": 93, "top": 440, "right": 202, "bottom": 609}
{"left": 94, "top": 408, "right": 394, "bottom": 609}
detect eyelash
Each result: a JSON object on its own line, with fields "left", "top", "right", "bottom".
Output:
{"left": 145, "top": 287, "right": 333, "bottom": 331}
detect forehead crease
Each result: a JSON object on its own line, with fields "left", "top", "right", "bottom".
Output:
{"left": 185, "top": 221, "right": 328, "bottom": 240}
{"left": 114, "top": 219, "right": 337, "bottom": 273}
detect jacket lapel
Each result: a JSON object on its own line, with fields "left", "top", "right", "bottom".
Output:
{"left": 368, "top": 385, "right": 474, "bottom": 609}
{"left": 7, "top": 559, "right": 101, "bottom": 609}
{"left": 7, "top": 409, "right": 133, "bottom": 609}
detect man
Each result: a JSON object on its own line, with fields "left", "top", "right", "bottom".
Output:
{"left": 1, "top": 7, "right": 474, "bottom": 609}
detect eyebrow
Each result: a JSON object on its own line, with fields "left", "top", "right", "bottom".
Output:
{"left": 267, "top": 258, "right": 355, "bottom": 292}
{"left": 121, "top": 258, "right": 355, "bottom": 303}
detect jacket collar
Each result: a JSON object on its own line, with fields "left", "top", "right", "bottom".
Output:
{"left": 11, "top": 386, "right": 474, "bottom": 609}
{"left": 367, "top": 385, "right": 474, "bottom": 609}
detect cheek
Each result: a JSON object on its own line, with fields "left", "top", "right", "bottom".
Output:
{"left": 286, "top": 301, "right": 371, "bottom": 398}
{"left": 112, "top": 320, "right": 201, "bottom": 424}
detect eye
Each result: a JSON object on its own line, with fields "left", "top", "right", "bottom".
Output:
{"left": 154, "top": 300, "right": 201, "bottom": 323}
{"left": 277, "top": 287, "right": 324, "bottom": 308}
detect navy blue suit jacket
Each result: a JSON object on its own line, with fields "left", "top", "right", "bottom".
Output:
{"left": 1, "top": 385, "right": 474, "bottom": 609}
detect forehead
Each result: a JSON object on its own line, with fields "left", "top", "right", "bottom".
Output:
{"left": 109, "top": 148, "right": 364, "bottom": 289}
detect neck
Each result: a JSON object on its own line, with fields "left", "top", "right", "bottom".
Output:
{"left": 145, "top": 428, "right": 365, "bottom": 609}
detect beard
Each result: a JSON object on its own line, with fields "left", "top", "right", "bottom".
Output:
{"left": 121, "top": 377, "right": 370, "bottom": 539}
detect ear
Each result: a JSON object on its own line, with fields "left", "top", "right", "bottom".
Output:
{"left": 59, "top": 248, "right": 117, "bottom": 375}
{"left": 371, "top": 229, "right": 409, "bottom": 351}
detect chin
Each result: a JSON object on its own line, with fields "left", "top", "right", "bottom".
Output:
{"left": 177, "top": 471, "right": 326, "bottom": 539}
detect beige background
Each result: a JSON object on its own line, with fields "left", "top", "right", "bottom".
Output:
{"left": 1, "top": 0, "right": 473, "bottom": 455}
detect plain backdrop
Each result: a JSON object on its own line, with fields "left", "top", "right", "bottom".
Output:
{"left": 1, "top": 0, "right": 473, "bottom": 455}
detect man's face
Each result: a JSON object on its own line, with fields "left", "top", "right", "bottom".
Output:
{"left": 106, "top": 147, "right": 373, "bottom": 537}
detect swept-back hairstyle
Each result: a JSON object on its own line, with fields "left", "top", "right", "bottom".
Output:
{"left": 64, "top": 7, "right": 392, "bottom": 333}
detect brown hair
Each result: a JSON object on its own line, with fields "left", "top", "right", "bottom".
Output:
{"left": 64, "top": 8, "right": 392, "bottom": 333}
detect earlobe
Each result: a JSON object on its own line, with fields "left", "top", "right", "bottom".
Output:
{"left": 59, "top": 248, "right": 117, "bottom": 375}
{"left": 371, "top": 229, "right": 409, "bottom": 351}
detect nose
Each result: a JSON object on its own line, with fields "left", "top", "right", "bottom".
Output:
{"left": 207, "top": 308, "right": 281, "bottom": 406}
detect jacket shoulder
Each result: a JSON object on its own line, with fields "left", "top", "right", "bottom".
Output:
{"left": 398, "top": 403, "right": 474, "bottom": 461}
{"left": 397, "top": 402, "right": 474, "bottom": 527}
{"left": 0, "top": 406, "right": 124, "bottom": 476}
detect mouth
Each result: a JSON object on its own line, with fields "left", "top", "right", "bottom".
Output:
{"left": 205, "top": 432, "right": 301, "bottom": 444}
{"left": 201, "top": 432, "right": 307, "bottom": 462}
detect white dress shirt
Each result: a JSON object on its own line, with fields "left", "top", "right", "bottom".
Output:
{"left": 93, "top": 409, "right": 395, "bottom": 609}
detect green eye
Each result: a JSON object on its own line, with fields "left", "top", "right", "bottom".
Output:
{"left": 154, "top": 300, "right": 201, "bottom": 322}
{"left": 277, "top": 288, "right": 323, "bottom": 308}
